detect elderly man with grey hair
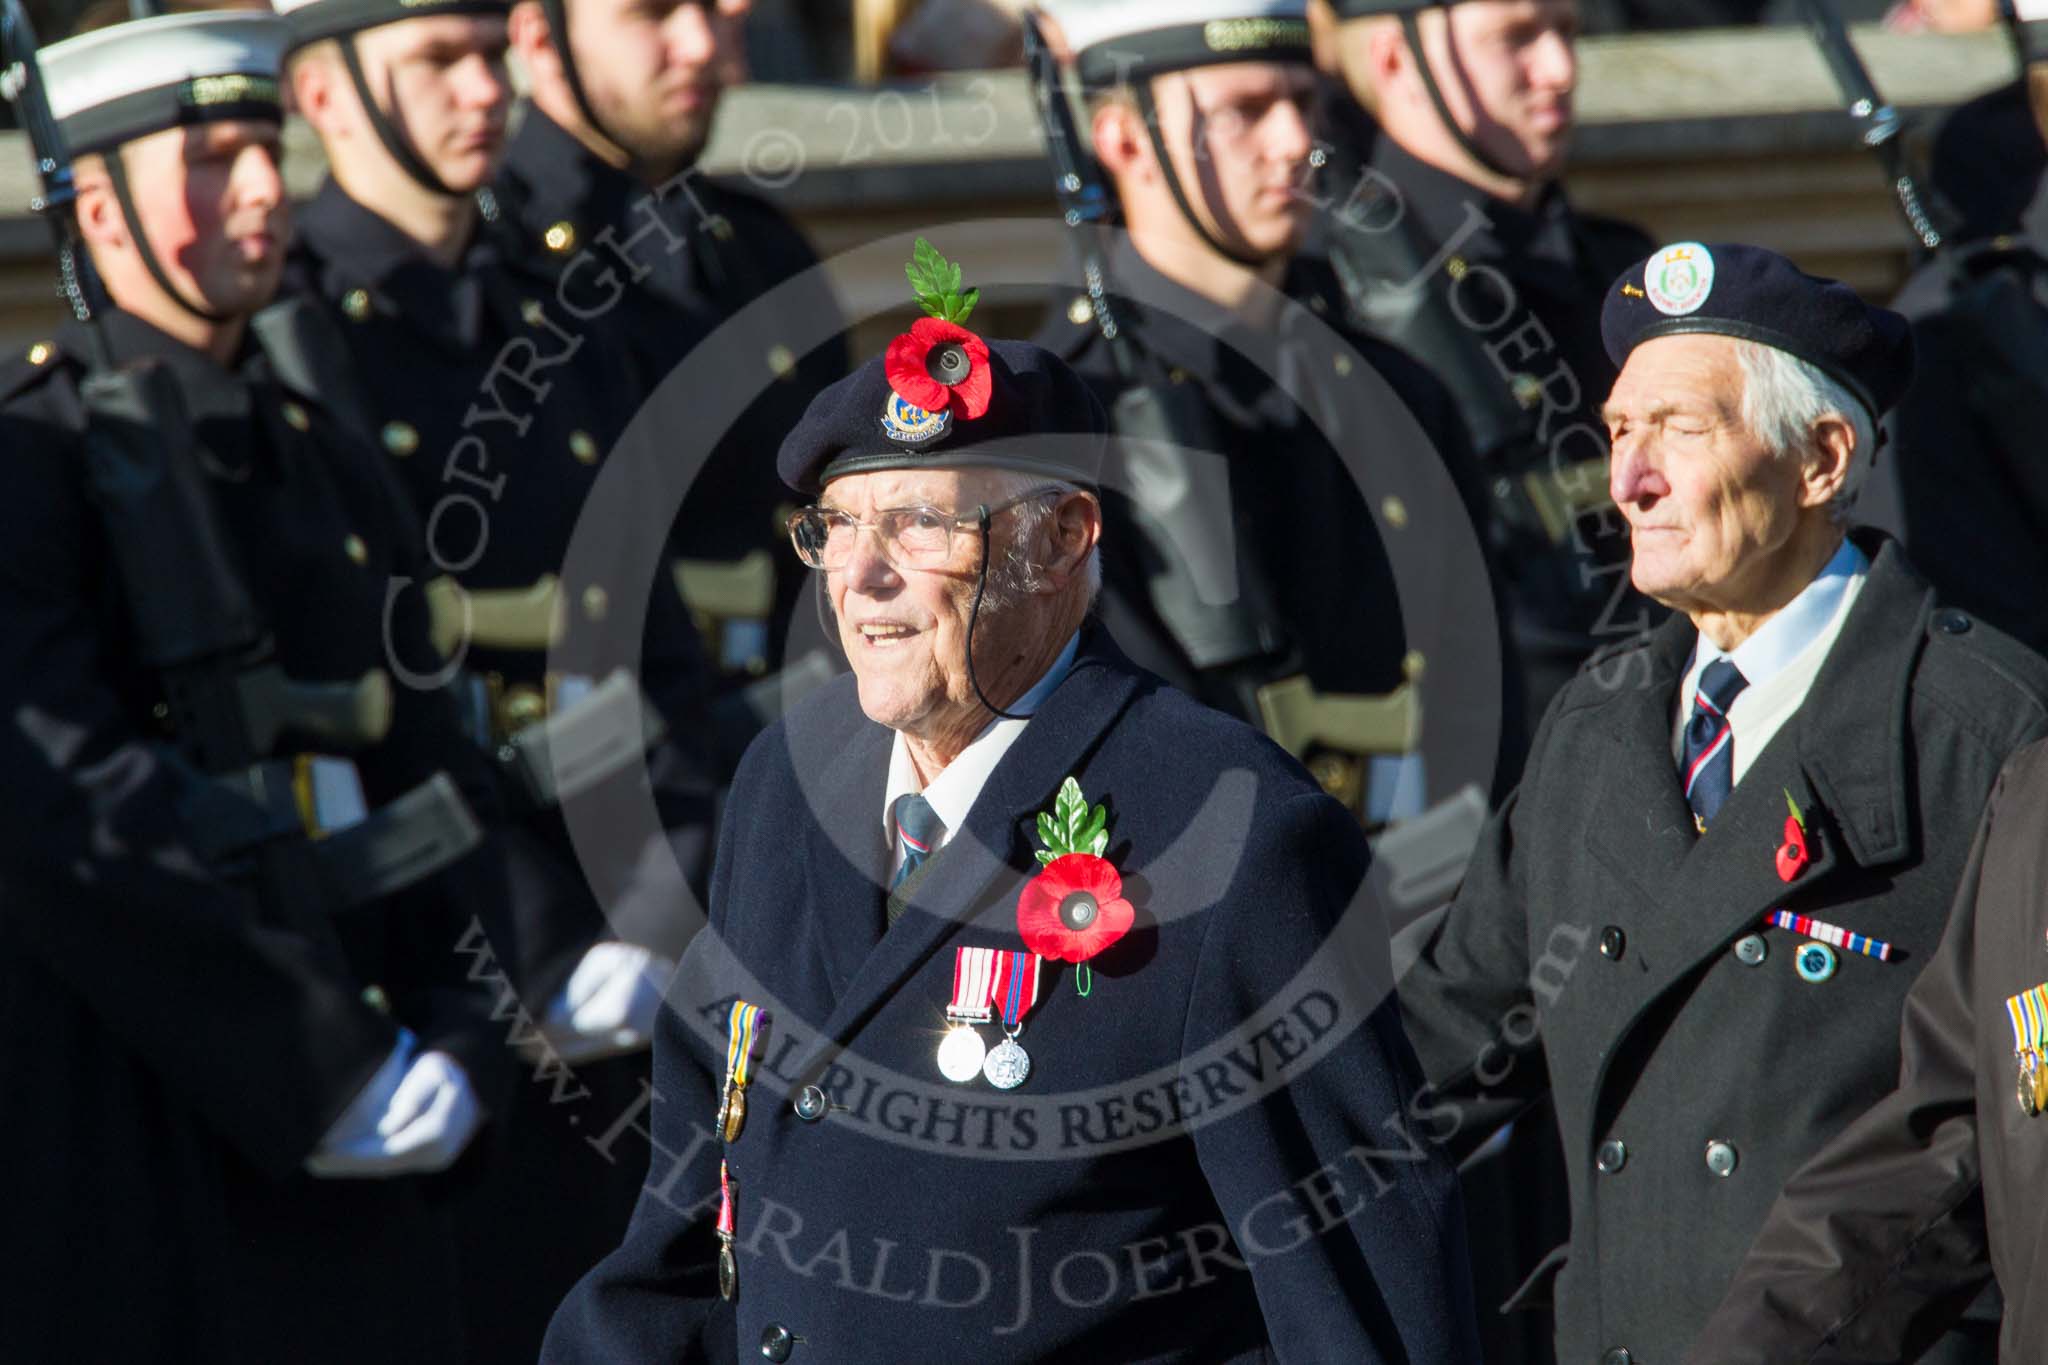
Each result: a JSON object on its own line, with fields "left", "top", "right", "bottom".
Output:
{"left": 1390, "top": 243, "right": 2047, "bottom": 1365}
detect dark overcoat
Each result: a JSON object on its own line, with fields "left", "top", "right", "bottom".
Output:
{"left": 1397, "top": 532, "right": 2048, "bottom": 1365}
{"left": 544, "top": 633, "right": 1483, "bottom": 1363}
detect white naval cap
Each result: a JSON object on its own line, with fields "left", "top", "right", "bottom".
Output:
{"left": 37, "top": 11, "right": 286, "bottom": 157}
{"left": 272, "top": 0, "right": 510, "bottom": 52}
{"left": 1045, "top": 0, "right": 1312, "bottom": 87}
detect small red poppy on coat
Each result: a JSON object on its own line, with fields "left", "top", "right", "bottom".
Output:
{"left": 1017, "top": 852, "right": 1133, "bottom": 964}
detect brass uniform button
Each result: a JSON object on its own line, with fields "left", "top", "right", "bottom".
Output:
{"left": 543, "top": 220, "right": 576, "bottom": 253}
{"left": 361, "top": 984, "right": 392, "bottom": 1014}
{"left": 1402, "top": 649, "right": 1426, "bottom": 681}
{"left": 1381, "top": 495, "right": 1409, "bottom": 529}
{"left": 707, "top": 215, "right": 735, "bottom": 242}
{"left": 281, "top": 401, "right": 311, "bottom": 432}
{"left": 521, "top": 298, "right": 545, "bottom": 327}
{"left": 382, "top": 421, "right": 419, "bottom": 458}
{"left": 343, "top": 533, "right": 369, "bottom": 566}
{"left": 1511, "top": 372, "right": 1543, "bottom": 409}
{"left": 1167, "top": 366, "right": 1189, "bottom": 385}
{"left": 1332, "top": 352, "right": 1353, "bottom": 377}
{"left": 1066, "top": 295, "right": 1092, "bottom": 325}
{"left": 1309, "top": 294, "right": 1327, "bottom": 313}
{"left": 1446, "top": 255, "right": 1469, "bottom": 280}
{"left": 26, "top": 341, "right": 51, "bottom": 365}
{"left": 766, "top": 344, "right": 796, "bottom": 379}
{"left": 341, "top": 288, "right": 372, "bottom": 322}
{"left": 498, "top": 684, "right": 546, "bottom": 734}
{"left": 582, "top": 585, "right": 609, "bottom": 621}
{"left": 569, "top": 430, "right": 599, "bottom": 464}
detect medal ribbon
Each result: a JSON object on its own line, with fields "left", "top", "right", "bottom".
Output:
{"left": 948, "top": 947, "right": 997, "bottom": 1023}
{"left": 2007, "top": 984, "right": 2048, "bottom": 1056}
{"left": 990, "top": 950, "right": 1042, "bottom": 1031}
{"left": 1765, "top": 910, "right": 1893, "bottom": 963}
{"left": 717, "top": 1160, "right": 735, "bottom": 1238}
{"left": 726, "top": 1001, "right": 764, "bottom": 1088}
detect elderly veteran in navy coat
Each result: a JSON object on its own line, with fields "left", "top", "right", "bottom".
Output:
{"left": 543, "top": 254, "right": 1481, "bottom": 1363}
{"left": 1393, "top": 243, "right": 2048, "bottom": 1365}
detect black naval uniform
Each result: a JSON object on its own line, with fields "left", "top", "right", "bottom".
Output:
{"left": 0, "top": 308, "right": 520, "bottom": 1363}
{"left": 1307, "top": 99, "right": 1657, "bottom": 728}
{"left": 1397, "top": 532, "right": 2046, "bottom": 1365}
{"left": 1880, "top": 154, "right": 2048, "bottom": 656}
{"left": 1036, "top": 246, "right": 1524, "bottom": 818}
{"left": 288, "top": 178, "right": 720, "bottom": 1361}
{"left": 495, "top": 105, "right": 850, "bottom": 682}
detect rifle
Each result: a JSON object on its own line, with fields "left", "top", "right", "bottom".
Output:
{"left": 1796, "top": 0, "right": 1954, "bottom": 255}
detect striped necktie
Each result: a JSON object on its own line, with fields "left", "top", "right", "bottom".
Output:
{"left": 891, "top": 793, "right": 943, "bottom": 894}
{"left": 1679, "top": 657, "right": 1750, "bottom": 830}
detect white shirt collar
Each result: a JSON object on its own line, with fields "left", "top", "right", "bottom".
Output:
{"left": 882, "top": 631, "right": 1082, "bottom": 852}
{"left": 1686, "top": 537, "right": 1868, "bottom": 693}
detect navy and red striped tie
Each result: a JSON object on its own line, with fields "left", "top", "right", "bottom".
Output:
{"left": 1680, "top": 658, "right": 1749, "bottom": 830}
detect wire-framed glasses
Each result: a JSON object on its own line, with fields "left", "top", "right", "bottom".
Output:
{"left": 786, "top": 487, "right": 1063, "bottom": 571}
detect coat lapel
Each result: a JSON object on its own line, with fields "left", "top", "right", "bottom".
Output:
{"left": 795, "top": 716, "right": 895, "bottom": 1004}
{"left": 1582, "top": 617, "right": 1698, "bottom": 911}
{"left": 800, "top": 640, "right": 1142, "bottom": 1069}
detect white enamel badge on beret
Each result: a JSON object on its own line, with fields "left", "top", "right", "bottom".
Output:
{"left": 1645, "top": 242, "right": 1714, "bottom": 317}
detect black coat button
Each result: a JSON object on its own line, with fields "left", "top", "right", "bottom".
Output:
{"left": 794, "top": 1086, "right": 828, "bottom": 1122}
{"left": 760, "top": 1323, "right": 794, "bottom": 1361}
{"left": 1937, "top": 609, "right": 1972, "bottom": 635}
{"left": 1599, "top": 926, "right": 1626, "bottom": 960}
{"left": 1603, "top": 1350, "right": 1633, "bottom": 1365}
{"left": 1595, "top": 1138, "right": 1627, "bottom": 1174}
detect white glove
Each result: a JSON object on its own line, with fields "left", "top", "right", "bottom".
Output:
{"left": 541, "top": 941, "right": 676, "bottom": 1063}
{"left": 306, "top": 1035, "right": 482, "bottom": 1179}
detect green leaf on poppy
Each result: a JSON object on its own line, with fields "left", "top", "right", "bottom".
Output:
{"left": 941, "top": 292, "right": 963, "bottom": 321}
{"left": 1079, "top": 806, "right": 1107, "bottom": 851}
{"left": 1036, "top": 810, "right": 1060, "bottom": 854}
{"left": 1784, "top": 789, "right": 1804, "bottom": 828}
{"left": 1088, "top": 829, "right": 1109, "bottom": 857}
{"left": 906, "top": 237, "right": 968, "bottom": 320}
{"left": 914, "top": 290, "right": 946, "bottom": 317}
{"left": 953, "top": 287, "right": 979, "bottom": 323}
{"left": 1036, "top": 849, "right": 1058, "bottom": 866}
{"left": 948, "top": 261, "right": 962, "bottom": 293}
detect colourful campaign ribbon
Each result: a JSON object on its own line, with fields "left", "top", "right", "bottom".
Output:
{"left": 717, "top": 1160, "right": 735, "bottom": 1238}
{"left": 726, "top": 1001, "right": 764, "bottom": 1089}
{"left": 2008, "top": 984, "right": 2048, "bottom": 1056}
{"left": 1765, "top": 910, "right": 1893, "bottom": 963}
{"left": 948, "top": 946, "right": 997, "bottom": 1024}
{"left": 990, "top": 949, "right": 1042, "bottom": 1031}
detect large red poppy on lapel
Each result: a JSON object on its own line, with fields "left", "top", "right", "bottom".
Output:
{"left": 1776, "top": 815, "right": 1810, "bottom": 882}
{"left": 1017, "top": 853, "right": 1133, "bottom": 964}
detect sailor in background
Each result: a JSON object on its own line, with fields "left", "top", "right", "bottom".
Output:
{"left": 273, "top": 0, "right": 724, "bottom": 1351}
{"left": 0, "top": 10, "right": 525, "bottom": 1360}
{"left": 498, "top": 0, "right": 849, "bottom": 710}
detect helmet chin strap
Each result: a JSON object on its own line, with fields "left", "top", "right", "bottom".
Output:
{"left": 1132, "top": 76, "right": 1271, "bottom": 271}
{"left": 1400, "top": 8, "right": 1523, "bottom": 185}
{"left": 339, "top": 35, "right": 460, "bottom": 198}
{"left": 106, "top": 153, "right": 231, "bottom": 324}
{"left": 539, "top": 0, "right": 648, "bottom": 179}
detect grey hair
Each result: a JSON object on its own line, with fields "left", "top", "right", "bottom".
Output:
{"left": 978, "top": 469, "right": 1103, "bottom": 609}
{"left": 1733, "top": 340, "right": 1874, "bottom": 524}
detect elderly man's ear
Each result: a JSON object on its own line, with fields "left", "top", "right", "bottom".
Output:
{"left": 1797, "top": 416, "right": 1857, "bottom": 512}
{"left": 1035, "top": 491, "right": 1104, "bottom": 590}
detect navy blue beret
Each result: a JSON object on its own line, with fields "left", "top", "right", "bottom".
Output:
{"left": 776, "top": 338, "right": 1108, "bottom": 495}
{"left": 1601, "top": 242, "right": 1914, "bottom": 421}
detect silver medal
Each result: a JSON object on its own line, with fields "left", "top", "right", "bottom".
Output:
{"left": 936, "top": 1024, "right": 987, "bottom": 1083}
{"left": 982, "top": 1034, "right": 1031, "bottom": 1090}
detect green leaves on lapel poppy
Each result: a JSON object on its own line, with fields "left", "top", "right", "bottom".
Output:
{"left": 1033, "top": 777, "right": 1110, "bottom": 864}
